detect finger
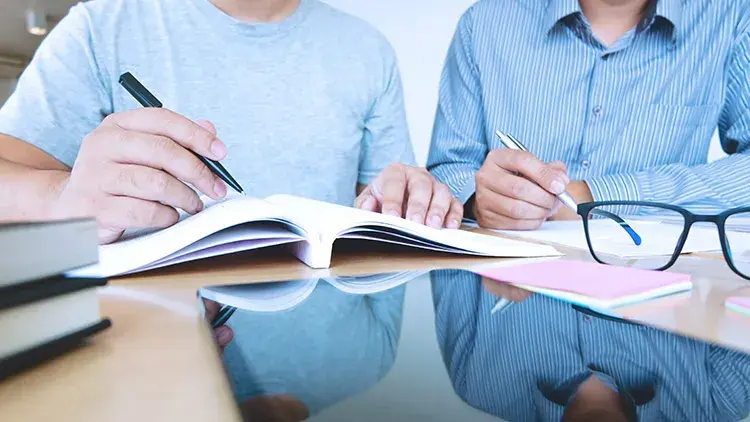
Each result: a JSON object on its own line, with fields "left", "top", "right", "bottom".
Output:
{"left": 489, "top": 150, "right": 569, "bottom": 195}
{"left": 106, "top": 131, "right": 225, "bottom": 200}
{"left": 202, "top": 298, "right": 221, "bottom": 321}
{"left": 355, "top": 191, "right": 379, "bottom": 212}
{"left": 548, "top": 160, "right": 568, "bottom": 173}
{"left": 104, "top": 164, "right": 204, "bottom": 214}
{"left": 481, "top": 277, "right": 532, "bottom": 302}
{"left": 405, "top": 171, "right": 434, "bottom": 224}
{"left": 476, "top": 206, "right": 545, "bottom": 230}
{"left": 196, "top": 119, "right": 217, "bottom": 137}
{"left": 97, "top": 196, "right": 180, "bottom": 231}
{"left": 425, "top": 183, "right": 453, "bottom": 228}
{"left": 214, "top": 325, "right": 234, "bottom": 349}
{"left": 477, "top": 186, "right": 551, "bottom": 221}
{"left": 106, "top": 108, "right": 227, "bottom": 160}
{"left": 445, "top": 198, "right": 464, "bottom": 229}
{"left": 376, "top": 165, "right": 407, "bottom": 218}
{"left": 483, "top": 170, "right": 558, "bottom": 210}
{"left": 546, "top": 199, "right": 564, "bottom": 218}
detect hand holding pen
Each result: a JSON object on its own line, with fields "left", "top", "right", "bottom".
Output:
{"left": 469, "top": 130, "right": 590, "bottom": 231}
{"left": 203, "top": 299, "right": 235, "bottom": 352}
{"left": 49, "top": 72, "right": 242, "bottom": 244}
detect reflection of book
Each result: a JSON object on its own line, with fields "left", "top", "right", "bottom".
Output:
{"left": 725, "top": 297, "right": 750, "bottom": 316}
{"left": 199, "top": 271, "right": 427, "bottom": 312}
{"left": 71, "top": 194, "right": 560, "bottom": 278}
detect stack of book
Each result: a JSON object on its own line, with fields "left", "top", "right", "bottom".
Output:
{"left": 0, "top": 219, "right": 110, "bottom": 380}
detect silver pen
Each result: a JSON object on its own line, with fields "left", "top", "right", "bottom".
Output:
{"left": 494, "top": 130, "right": 578, "bottom": 213}
{"left": 490, "top": 297, "right": 514, "bottom": 315}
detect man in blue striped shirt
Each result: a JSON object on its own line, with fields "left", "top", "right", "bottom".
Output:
{"left": 427, "top": 0, "right": 750, "bottom": 230}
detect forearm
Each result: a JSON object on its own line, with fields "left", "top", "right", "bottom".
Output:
{"left": 0, "top": 158, "right": 69, "bottom": 221}
{"left": 586, "top": 153, "right": 750, "bottom": 213}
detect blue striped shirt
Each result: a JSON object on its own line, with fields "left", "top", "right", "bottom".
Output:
{"left": 432, "top": 270, "right": 750, "bottom": 421}
{"left": 427, "top": 0, "right": 750, "bottom": 215}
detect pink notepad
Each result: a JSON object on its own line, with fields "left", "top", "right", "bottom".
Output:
{"left": 726, "top": 297, "right": 750, "bottom": 316}
{"left": 476, "top": 259, "right": 692, "bottom": 309}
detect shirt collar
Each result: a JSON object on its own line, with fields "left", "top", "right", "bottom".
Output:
{"left": 652, "top": 0, "right": 684, "bottom": 41}
{"left": 542, "top": 0, "right": 684, "bottom": 41}
{"left": 542, "top": 0, "right": 582, "bottom": 35}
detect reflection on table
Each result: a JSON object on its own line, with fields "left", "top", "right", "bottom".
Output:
{"left": 432, "top": 269, "right": 750, "bottom": 421}
{"left": 219, "top": 276, "right": 410, "bottom": 420}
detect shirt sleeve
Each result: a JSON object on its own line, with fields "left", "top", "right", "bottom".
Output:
{"left": 0, "top": 4, "right": 111, "bottom": 167}
{"left": 358, "top": 40, "right": 416, "bottom": 186}
{"left": 708, "top": 345, "right": 750, "bottom": 420}
{"left": 585, "top": 28, "right": 750, "bottom": 214}
{"left": 426, "top": 11, "right": 488, "bottom": 205}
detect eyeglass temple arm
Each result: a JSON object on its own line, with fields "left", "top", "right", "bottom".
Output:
{"left": 589, "top": 208, "right": 643, "bottom": 246}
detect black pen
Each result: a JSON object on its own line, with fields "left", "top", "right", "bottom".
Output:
{"left": 118, "top": 72, "right": 244, "bottom": 195}
{"left": 211, "top": 305, "right": 237, "bottom": 329}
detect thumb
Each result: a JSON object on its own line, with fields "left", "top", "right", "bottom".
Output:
{"left": 548, "top": 160, "right": 568, "bottom": 173}
{"left": 197, "top": 119, "right": 218, "bottom": 137}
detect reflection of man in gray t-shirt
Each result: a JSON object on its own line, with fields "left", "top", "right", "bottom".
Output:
{"left": 224, "top": 283, "right": 405, "bottom": 420}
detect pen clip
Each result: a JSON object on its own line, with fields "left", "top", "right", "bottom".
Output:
{"left": 495, "top": 130, "right": 528, "bottom": 152}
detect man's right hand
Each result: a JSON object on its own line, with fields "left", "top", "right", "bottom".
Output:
{"left": 52, "top": 108, "right": 229, "bottom": 244}
{"left": 472, "top": 149, "right": 570, "bottom": 230}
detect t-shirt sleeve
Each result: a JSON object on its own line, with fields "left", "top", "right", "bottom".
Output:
{"left": 0, "top": 4, "right": 111, "bottom": 167}
{"left": 358, "top": 40, "right": 416, "bottom": 186}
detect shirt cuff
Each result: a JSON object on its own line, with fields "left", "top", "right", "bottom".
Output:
{"left": 584, "top": 172, "right": 644, "bottom": 215}
{"left": 457, "top": 176, "right": 477, "bottom": 205}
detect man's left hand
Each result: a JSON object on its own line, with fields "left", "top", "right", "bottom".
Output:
{"left": 355, "top": 164, "right": 463, "bottom": 229}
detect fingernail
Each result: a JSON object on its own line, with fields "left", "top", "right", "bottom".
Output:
{"left": 210, "top": 139, "right": 227, "bottom": 159}
{"left": 362, "top": 196, "right": 376, "bottom": 211}
{"left": 551, "top": 178, "right": 566, "bottom": 194}
{"left": 409, "top": 214, "right": 423, "bottom": 223}
{"left": 216, "top": 327, "right": 232, "bottom": 345}
{"left": 448, "top": 219, "right": 460, "bottom": 229}
{"left": 428, "top": 214, "right": 442, "bottom": 228}
{"left": 214, "top": 180, "right": 227, "bottom": 198}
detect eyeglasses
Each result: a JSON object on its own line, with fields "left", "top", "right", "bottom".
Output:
{"left": 576, "top": 201, "right": 750, "bottom": 280}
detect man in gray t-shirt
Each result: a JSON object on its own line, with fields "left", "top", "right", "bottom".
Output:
{"left": 0, "top": 0, "right": 464, "bottom": 413}
{"left": 0, "top": 0, "right": 464, "bottom": 240}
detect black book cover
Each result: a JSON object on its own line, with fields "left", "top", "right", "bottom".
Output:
{"left": 0, "top": 318, "right": 112, "bottom": 381}
{"left": 0, "top": 276, "right": 108, "bottom": 311}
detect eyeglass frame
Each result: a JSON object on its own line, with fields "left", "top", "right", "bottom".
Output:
{"left": 576, "top": 201, "right": 750, "bottom": 281}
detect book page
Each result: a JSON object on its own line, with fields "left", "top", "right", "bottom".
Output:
{"left": 467, "top": 219, "right": 724, "bottom": 257}
{"left": 265, "top": 194, "right": 560, "bottom": 258}
{"left": 70, "top": 195, "right": 309, "bottom": 278}
{"left": 199, "top": 279, "right": 319, "bottom": 312}
{"left": 325, "top": 270, "right": 428, "bottom": 295}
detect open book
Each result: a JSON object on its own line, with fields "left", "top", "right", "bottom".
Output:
{"left": 199, "top": 270, "right": 428, "bottom": 312}
{"left": 71, "top": 194, "right": 560, "bottom": 277}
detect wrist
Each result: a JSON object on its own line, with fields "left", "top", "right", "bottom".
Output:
{"left": 549, "top": 181, "right": 593, "bottom": 221}
{"left": 39, "top": 169, "right": 72, "bottom": 220}
{"left": 568, "top": 180, "right": 594, "bottom": 203}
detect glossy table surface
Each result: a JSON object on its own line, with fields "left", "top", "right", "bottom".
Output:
{"left": 1, "top": 232, "right": 749, "bottom": 421}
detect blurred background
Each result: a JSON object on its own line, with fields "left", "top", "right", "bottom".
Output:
{"left": 0, "top": 0, "right": 726, "bottom": 165}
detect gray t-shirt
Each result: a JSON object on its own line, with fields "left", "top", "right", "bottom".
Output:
{"left": 0, "top": 0, "right": 415, "bottom": 206}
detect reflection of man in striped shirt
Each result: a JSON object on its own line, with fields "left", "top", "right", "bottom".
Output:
{"left": 432, "top": 270, "right": 750, "bottom": 421}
